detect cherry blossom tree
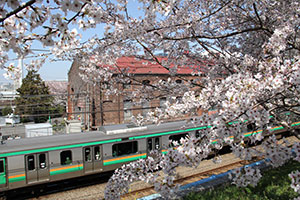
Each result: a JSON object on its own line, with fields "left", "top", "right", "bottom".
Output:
{"left": 1, "top": 0, "right": 300, "bottom": 199}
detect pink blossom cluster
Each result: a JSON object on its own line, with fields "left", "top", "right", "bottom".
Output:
{"left": 262, "top": 135, "right": 292, "bottom": 168}
{"left": 228, "top": 166, "right": 262, "bottom": 187}
{"left": 289, "top": 170, "right": 300, "bottom": 195}
{"left": 293, "top": 142, "right": 300, "bottom": 162}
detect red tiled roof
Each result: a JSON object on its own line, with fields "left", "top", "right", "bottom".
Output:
{"left": 97, "top": 56, "right": 209, "bottom": 75}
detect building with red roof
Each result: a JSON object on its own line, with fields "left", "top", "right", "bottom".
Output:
{"left": 68, "top": 56, "right": 210, "bottom": 130}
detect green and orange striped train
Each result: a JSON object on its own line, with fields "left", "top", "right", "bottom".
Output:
{"left": 0, "top": 119, "right": 299, "bottom": 193}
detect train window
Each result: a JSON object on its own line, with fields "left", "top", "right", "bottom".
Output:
{"left": 195, "top": 130, "right": 201, "bottom": 138}
{"left": 155, "top": 138, "right": 160, "bottom": 150}
{"left": 247, "top": 123, "right": 256, "bottom": 131}
{"left": 112, "top": 141, "right": 138, "bottom": 157}
{"left": 39, "top": 154, "right": 46, "bottom": 169}
{"left": 147, "top": 139, "right": 153, "bottom": 151}
{"left": 169, "top": 133, "right": 189, "bottom": 147}
{"left": 61, "top": 150, "right": 72, "bottom": 165}
{"left": 85, "top": 148, "right": 92, "bottom": 162}
{"left": 27, "top": 155, "right": 35, "bottom": 171}
{"left": 0, "top": 160, "right": 4, "bottom": 173}
{"left": 94, "top": 146, "right": 101, "bottom": 160}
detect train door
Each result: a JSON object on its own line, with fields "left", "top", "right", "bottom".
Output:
{"left": 25, "top": 153, "right": 49, "bottom": 184}
{"left": 37, "top": 153, "right": 49, "bottom": 182}
{"left": 83, "top": 147, "right": 93, "bottom": 173}
{"left": 147, "top": 137, "right": 161, "bottom": 158}
{"left": 0, "top": 158, "right": 7, "bottom": 189}
{"left": 93, "top": 146, "right": 103, "bottom": 172}
{"left": 83, "top": 145, "right": 103, "bottom": 174}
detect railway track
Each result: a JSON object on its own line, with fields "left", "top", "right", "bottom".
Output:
{"left": 21, "top": 135, "right": 299, "bottom": 200}
{"left": 5, "top": 171, "right": 113, "bottom": 200}
{"left": 123, "top": 136, "right": 299, "bottom": 200}
{"left": 29, "top": 156, "right": 254, "bottom": 200}
{"left": 121, "top": 159, "right": 260, "bottom": 200}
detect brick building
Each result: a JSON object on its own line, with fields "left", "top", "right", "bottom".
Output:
{"left": 68, "top": 56, "right": 208, "bottom": 130}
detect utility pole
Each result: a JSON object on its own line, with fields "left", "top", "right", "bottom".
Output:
{"left": 99, "top": 81, "right": 104, "bottom": 126}
{"left": 118, "top": 83, "right": 121, "bottom": 124}
{"left": 86, "top": 93, "right": 90, "bottom": 131}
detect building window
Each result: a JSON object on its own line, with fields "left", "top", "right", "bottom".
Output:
{"left": 112, "top": 141, "right": 138, "bottom": 157}
{"left": 176, "top": 96, "right": 183, "bottom": 103}
{"left": 142, "top": 80, "right": 150, "bottom": 85}
{"left": 142, "top": 101, "right": 150, "bottom": 117}
{"left": 123, "top": 81, "right": 132, "bottom": 89}
{"left": 103, "top": 81, "right": 110, "bottom": 89}
{"left": 160, "top": 97, "right": 167, "bottom": 111}
{"left": 176, "top": 79, "right": 182, "bottom": 84}
{"left": 161, "top": 79, "right": 167, "bottom": 84}
{"left": 190, "top": 79, "right": 197, "bottom": 87}
{"left": 124, "top": 100, "right": 132, "bottom": 122}
{"left": 61, "top": 150, "right": 72, "bottom": 165}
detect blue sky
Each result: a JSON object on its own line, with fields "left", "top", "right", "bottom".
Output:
{"left": 0, "top": 59, "right": 71, "bottom": 83}
{"left": 0, "top": 0, "right": 143, "bottom": 84}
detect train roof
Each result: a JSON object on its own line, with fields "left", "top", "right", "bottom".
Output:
{"left": 0, "top": 120, "right": 192, "bottom": 156}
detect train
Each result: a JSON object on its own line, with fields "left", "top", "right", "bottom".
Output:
{"left": 0, "top": 119, "right": 299, "bottom": 193}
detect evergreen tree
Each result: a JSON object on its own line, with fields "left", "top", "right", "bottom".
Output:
{"left": 1, "top": 106, "right": 13, "bottom": 116}
{"left": 15, "top": 70, "right": 53, "bottom": 123}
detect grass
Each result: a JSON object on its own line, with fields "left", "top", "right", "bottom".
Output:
{"left": 182, "top": 160, "right": 300, "bottom": 200}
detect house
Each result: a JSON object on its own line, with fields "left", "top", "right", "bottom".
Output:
{"left": 68, "top": 56, "right": 210, "bottom": 130}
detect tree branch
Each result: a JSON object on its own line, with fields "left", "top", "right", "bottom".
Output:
{"left": 253, "top": 3, "right": 263, "bottom": 29}
{"left": 163, "top": 26, "right": 265, "bottom": 41}
{"left": 0, "top": 0, "right": 36, "bottom": 23}
{"left": 66, "top": 3, "right": 88, "bottom": 24}
{"left": 136, "top": 39, "right": 170, "bottom": 72}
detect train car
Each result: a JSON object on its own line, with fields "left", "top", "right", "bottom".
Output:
{"left": 0, "top": 119, "right": 299, "bottom": 193}
{"left": 0, "top": 120, "right": 195, "bottom": 192}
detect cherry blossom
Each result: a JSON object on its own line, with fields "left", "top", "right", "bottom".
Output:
{"left": 228, "top": 166, "right": 262, "bottom": 187}
{"left": 1, "top": 0, "right": 300, "bottom": 199}
{"left": 293, "top": 142, "right": 300, "bottom": 162}
{"left": 289, "top": 170, "right": 300, "bottom": 195}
